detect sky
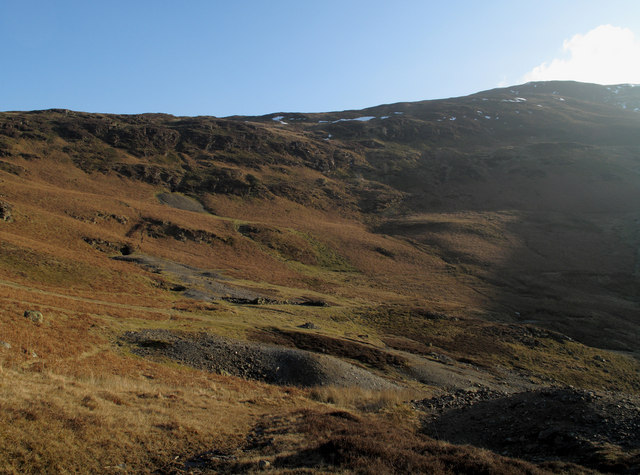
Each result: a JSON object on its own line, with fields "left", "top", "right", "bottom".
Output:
{"left": 1, "top": 0, "right": 640, "bottom": 117}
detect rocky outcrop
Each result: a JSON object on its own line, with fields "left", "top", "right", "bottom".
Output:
{"left": 126, "top": 217, "right": 228, "bottom": 245}
{"left": 112, "top": 163, "right": 183, "bottom": 189}
{"left": 82, "top": 237, "right": 134, "bottom": 255}
{"left": 24, "top": 310, "right": 43, "bottom": 323}
{"left": 0, "top": 160, "right": 26, "bottom": 176}
{"left": 177, "top": 167, "right": 254, "bottom": 196}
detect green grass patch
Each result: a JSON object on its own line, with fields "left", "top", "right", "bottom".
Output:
{"left": 236, "top": 223, "right": 356, "bottom": 273}
{"left": 299, "top": 232, "right": 357, "bottom": 272}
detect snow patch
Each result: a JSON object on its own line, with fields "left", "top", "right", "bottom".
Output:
{"left": 272, "top": 115, "right": 287, "bottom": 124}
{"left": 333, "top": 116, "right": 376, "bottom": 123}
{"left": 353, "top": 116, "right": 376, "bottom": 121}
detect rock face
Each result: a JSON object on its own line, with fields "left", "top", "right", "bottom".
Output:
{"left": 0, "top": 200, "right": 13, "bottom": 222}
{"left": 24, "top": 310, "right": 43, "bottom": 323}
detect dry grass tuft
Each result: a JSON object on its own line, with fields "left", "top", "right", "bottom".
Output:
{"left": 309, "top": 386, "right": 418, "bottom": 414}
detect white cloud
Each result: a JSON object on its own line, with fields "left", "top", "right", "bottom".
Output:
{"left": 523, "top": 25, "right": 640, "bottom": 85}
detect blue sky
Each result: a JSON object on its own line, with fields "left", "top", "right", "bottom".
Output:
{"left": 1, "top": 0, "right": 640, "bottom": 116}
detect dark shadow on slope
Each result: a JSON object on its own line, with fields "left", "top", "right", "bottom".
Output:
{"left": 375, "top": 141, "right": 640, "bottom": 355}
{"left": 421, "top": 387, "right": 640, "bottom": 473}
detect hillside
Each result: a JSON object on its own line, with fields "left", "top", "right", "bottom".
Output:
{"left": 1, "top": 81, "right": 640, "bottom": 473}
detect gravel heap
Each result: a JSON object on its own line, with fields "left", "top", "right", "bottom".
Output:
{"left": 122, "top": 329, "right": 396, "bottom": 390}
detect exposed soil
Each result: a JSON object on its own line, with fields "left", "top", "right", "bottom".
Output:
{"left": 122, "top": 329, "right": 396, "bottom": 389}
{"left": 418, "top": 387, "right": 640, "bottom": 473}
{"left": 157, "top": 192, "right": 208, "bottom": 213}
{"left": 250, "top": 327, "right": 537, "bottom": 393}
{"left": 400, "top": 351, "right": 535, "bottom": 392}
{"left": 113, "top": 254, "right": 273, "bottom": 302}
{"left": 113, "top": 253, "right": 326, "bottom": 306}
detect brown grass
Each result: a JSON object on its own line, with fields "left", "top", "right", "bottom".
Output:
{"left": 309, "top": 385, "right": 420, "bottom": 414}
{"left": 234, "top": 409, "right": 554, "bottom": 474}
{"left": 0, "top": 361, "right": 311, "bottom": 474}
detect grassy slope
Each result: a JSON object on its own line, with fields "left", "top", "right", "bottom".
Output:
{"left": 0, "top": 81, "right": 640, "bottom": 472}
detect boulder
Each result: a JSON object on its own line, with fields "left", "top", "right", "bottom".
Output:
{"left": 0, "top": 200, "right": 12, "bottom": 222}
{"left": 24, "top": 310, "right": 43, "bottom": 323}
{"left": 298, "top": 322, "right": 319, "bottom": 330}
